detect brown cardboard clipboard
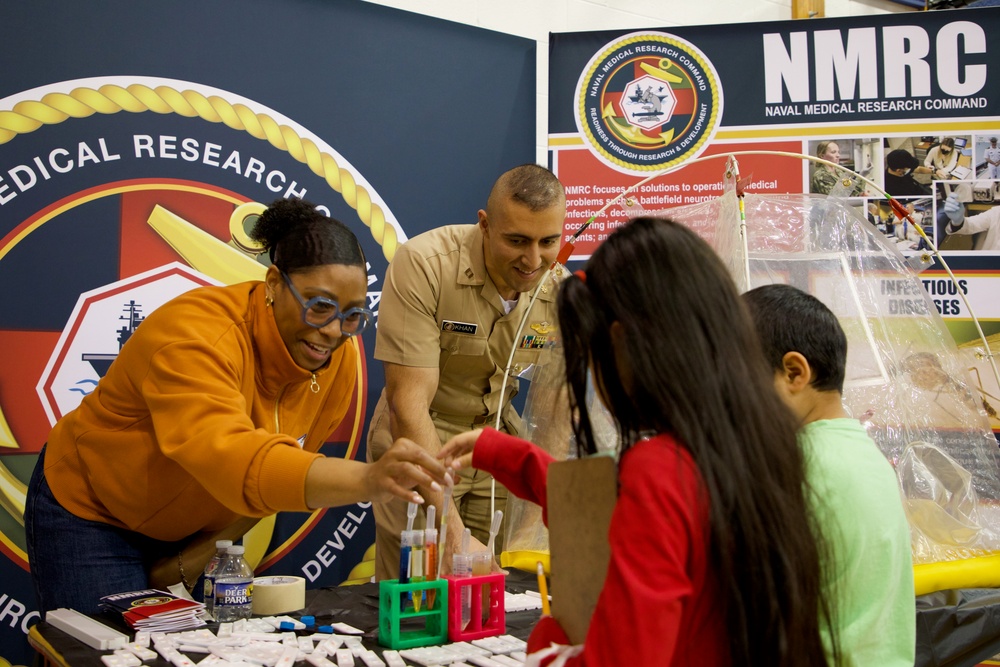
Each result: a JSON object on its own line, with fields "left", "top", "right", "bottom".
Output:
{"left": 546, "top": 456, "right": 617, "bottom": 645}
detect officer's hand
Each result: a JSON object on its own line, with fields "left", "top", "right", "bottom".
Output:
{"left": 944, "top": 195, "right": 965, "bottom": 226}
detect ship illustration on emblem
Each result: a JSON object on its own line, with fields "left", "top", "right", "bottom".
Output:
{"left": 626, "top": 83, "right": 671, "bottom": 123}
{"left": 79, "top": 300, "right": 145, "bottom": 381}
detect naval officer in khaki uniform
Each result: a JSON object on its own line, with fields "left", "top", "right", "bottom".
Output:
{"left": 367, "top": 164, "right": 566, "bottom": 581}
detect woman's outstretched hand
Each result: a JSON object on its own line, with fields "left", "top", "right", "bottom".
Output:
{"left": 365, "top": 437, "right": 448, "bottom": 504}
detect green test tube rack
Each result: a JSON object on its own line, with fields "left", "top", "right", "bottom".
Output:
{"left": 377, "top": 578, "right": 450, "bottom": 649}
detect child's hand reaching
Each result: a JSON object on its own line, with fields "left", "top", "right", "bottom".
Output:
{"left": 437, "top": 429, "right": 484, "bottom": 471}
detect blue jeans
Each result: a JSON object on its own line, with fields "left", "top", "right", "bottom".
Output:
{"left": 25, "top": 448, "right": 189, "bottom": 614}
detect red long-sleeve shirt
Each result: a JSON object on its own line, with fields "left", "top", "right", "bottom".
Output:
{"left": 473, "top": 428, "right": 728, "bottom": 666}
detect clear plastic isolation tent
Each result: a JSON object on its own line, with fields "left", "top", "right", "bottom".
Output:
{"left": 502, "top": 160, "right": 1000, "bottom": 595}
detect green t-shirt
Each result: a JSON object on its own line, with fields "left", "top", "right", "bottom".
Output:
{"left": 800, "top": 418, "right": 915, "bottom": 666}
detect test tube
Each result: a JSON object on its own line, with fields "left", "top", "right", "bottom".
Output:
{"left": 399, "top": 502, "right": 418, "bottom": 613}
{"left": 399, "top": 530, "right": 413, "bottom": 584}
{"left": 425, "top": 505, "right": 438, "bottom": 610}
{"left": 456, "top": 528, "right": 473, "bottom": 629}
{"left": 452, "top": 551, "right": 472, "bottom": 631}
{"left": 410, "top": 530, "right": 425, "bottom": 612}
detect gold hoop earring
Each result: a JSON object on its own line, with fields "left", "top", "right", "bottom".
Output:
{"left": 265, "top": 294, "right": 273, "bottom": 307}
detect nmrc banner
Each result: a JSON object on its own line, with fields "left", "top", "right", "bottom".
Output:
{"left": 549, "top": 8, "right": 1000, "bottom": 425}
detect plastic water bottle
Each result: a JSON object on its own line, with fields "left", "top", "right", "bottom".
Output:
{"left": 214, "top": 545, "right": 254, "bottom": 622}
{"left": 202, "top": 539, "right": 233, "bottom": 620}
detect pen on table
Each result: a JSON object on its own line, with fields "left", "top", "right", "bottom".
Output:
{"left": 537, "top": 561, "right": 551, "bottom": 617}
{"left": 425, "top": 505, "right": 438, "bottom": 610}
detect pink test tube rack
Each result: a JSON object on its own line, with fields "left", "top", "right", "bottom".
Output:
{"left": 443, "top": 572, "right": 506, "bottom": 641}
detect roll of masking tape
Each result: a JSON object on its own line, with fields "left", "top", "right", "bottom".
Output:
{"left": 252, "top": 576, "right": 306, "bottom": 616}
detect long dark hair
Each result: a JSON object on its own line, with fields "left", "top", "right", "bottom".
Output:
{"left": 558, "top": 217, "right": 835, "bottom": 666}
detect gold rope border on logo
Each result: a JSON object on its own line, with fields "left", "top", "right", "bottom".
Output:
{"left": 0, "top": 86, "right": 395, "bottom": 565}
{"left": 0, "top": 83, "right": 401, "bottom": 261}
{"left": 577, "top": 33, "right": 722, "bottom": 173}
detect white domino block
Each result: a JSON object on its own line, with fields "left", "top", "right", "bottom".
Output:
{"left": 46, "top": 608, "right": 129, "bottom": 651}
{"left": 382, "top": 650, "right": 407, "bottom": 667}
{"left": 110, "top": 651, "right": 141, "bottom": 667}
{"left": 122, "top": 642, "right": 159, "bottom": 662}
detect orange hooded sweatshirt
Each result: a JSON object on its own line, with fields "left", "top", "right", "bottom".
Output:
{"left": 44, "top": 281, "right": 358, "bottom": 542}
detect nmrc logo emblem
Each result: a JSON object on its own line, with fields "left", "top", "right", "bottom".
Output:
{"left": 574, "top": 31, "right": 724, "bottom": 174}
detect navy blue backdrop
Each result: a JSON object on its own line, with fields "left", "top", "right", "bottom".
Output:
{"left": 0, "top": 1, "right": 535, "bottom": 662}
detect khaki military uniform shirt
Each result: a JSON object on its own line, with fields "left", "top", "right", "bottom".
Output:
{"left": 372, "top": 223, "right": 563, "bottom": 433}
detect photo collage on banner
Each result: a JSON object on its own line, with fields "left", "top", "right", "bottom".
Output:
{"left": 548, "top": 8, "right": 1000, "bottom": 432}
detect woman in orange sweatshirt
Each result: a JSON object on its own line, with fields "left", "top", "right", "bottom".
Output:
{"left": 25, "top": 198, "right": 444, "bottom": 614}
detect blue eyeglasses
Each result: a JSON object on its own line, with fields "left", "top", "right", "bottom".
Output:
{"left": 281, "top": 271, "right": 373, "bottom": 336}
